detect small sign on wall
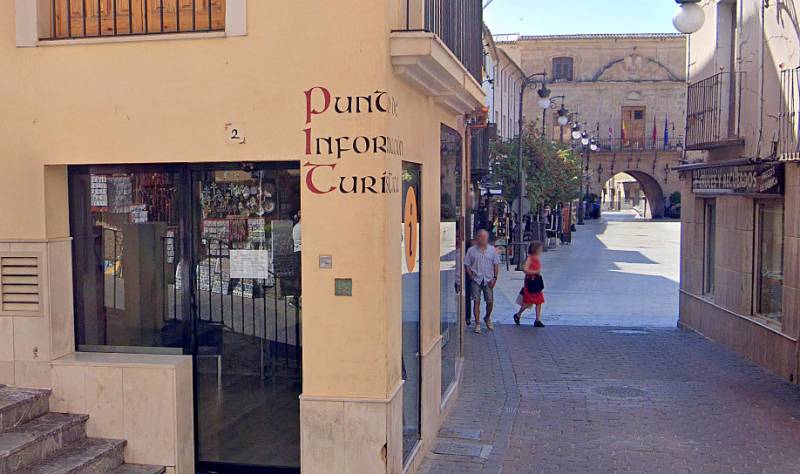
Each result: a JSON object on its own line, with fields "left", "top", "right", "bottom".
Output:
{"left": 319, "top": 255, "right": 333, "bottom": 269}
{"left": 335, "top": 278, "right": 352, "bottom": 296}
{"left": 225, "top": 122, "right": 246, "bottom": 145}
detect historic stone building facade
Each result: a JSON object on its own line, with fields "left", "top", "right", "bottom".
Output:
{"left": 500, "top": 34, "right": 687, "bottom": 217}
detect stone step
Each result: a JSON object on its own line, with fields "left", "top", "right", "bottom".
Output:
{"left": 20, "top": 437, "right": 126, "bottom": 474}
{"left": 110, "top": 464, "right": 166, "bottom": 474}
{"left": 0, "top": 387, "right": 50, "bottom": 432}
{"left": 0, "top": 412, "right": 88, "bottom": 474}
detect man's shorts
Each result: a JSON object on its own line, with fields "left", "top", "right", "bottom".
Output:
{"left": 470, "top": 280, "right": 494, "bottom": 305}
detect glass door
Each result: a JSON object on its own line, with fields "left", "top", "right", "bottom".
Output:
{"left": 440, "top": 126, "right": 462, "bottom": 397}
{"left": 401, "top": 162, "right": 422, "bottom": 464}
{"left": 192, "top": 164, "right": 302, "bottom": 473}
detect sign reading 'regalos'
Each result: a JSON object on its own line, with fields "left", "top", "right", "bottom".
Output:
{"left": 692, "top": 163, "right": 784, "bottom": 196}
{"left": 302, "top": 86, "right": 403, "bottom": 195}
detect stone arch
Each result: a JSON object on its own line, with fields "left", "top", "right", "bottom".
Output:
{"left": 616, "top": 170, "right": 665, "bottom": 219}
{"left": 592, "top": 54, "right": 680, "bottom": 82}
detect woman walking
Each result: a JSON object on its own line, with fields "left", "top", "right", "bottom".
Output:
{"left": 513, "top": 241, "right": 545, "bottom": 327}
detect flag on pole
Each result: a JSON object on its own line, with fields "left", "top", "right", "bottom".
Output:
{"left": 664, "top": 115, "right": 670, "bottom": 147}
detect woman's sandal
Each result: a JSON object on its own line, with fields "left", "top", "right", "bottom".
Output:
{"left": 513, "top": 314, "right": 521, "bottom": 325}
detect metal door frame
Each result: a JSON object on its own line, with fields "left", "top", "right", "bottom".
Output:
{"left": 187, "top": 162, "right": 301, "bottom": 474}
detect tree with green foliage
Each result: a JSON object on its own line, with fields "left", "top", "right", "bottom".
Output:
{"left": 488, "top": 123, "right": 583, "bottom": 211}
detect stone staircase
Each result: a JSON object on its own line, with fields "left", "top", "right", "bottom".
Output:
{"left": 0, "top": 384, "right": 165, "bottom": 474}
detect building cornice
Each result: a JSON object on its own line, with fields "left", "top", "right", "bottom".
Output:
{"left": 510, "top": 33, "right": 684, "bottom": 42}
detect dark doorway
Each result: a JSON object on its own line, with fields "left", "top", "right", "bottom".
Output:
{"left": 191, "top": 164, "right": 302, "bottom": 473}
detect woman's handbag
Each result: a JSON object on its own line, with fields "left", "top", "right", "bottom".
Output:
{"left": 525, "top": 274, "right": 545, "bottom": 293}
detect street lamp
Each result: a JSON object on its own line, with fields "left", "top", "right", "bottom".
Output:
{"left": 537, "top": 84, "right": 552, "bottom": 136}
{"left": 571, "top": 122, "right": 582, "bottom": 141}
{"left": 514, "top": 71, "right": 547, "bottom": 266}
{"left": 557, "top": 108, "right": 570, "bottom": 127}
{"left": 673, "top": 0, "right": 705, "bottom": 34}
{"left": 537, "top": 85, "right": 552, "bottom": 110}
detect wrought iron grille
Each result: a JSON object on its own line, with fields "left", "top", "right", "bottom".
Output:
{"left": 41, "top": 0, "right": 226, "bottom": 40}
{"left": 779, "top": 67, "right": 800, "bottom": 160}
{"left": 593, "top": 138, "right": 685, "bottom": 153}
{"left": 685, "top": 71, "right": 744, "bottom": 150}
{"left": 401, "top": 0, "right": 483, "bottom": 83}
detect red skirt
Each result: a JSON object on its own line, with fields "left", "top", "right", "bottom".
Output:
{"left": 521, "top": 287, "right": 545, "bottom": 305}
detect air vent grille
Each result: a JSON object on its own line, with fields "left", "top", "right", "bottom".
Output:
{"left": 0, "top": 255, "right": 41, "bottom": 314}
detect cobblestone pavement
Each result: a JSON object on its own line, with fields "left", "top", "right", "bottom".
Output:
{"left": 420, "top": 213, "right": 800, "bottom": 473}
{"left": 421, "top": 326, "right": 800, "bottom": 473}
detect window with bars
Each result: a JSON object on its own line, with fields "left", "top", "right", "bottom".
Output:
{"left": 552, "top": 57, "right": 574, "bottom": 82}
{"left": 40, "top": 0, "right": 226, "bottom": 40}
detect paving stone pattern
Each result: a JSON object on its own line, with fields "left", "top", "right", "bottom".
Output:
{"left": 420, "top": 327, "right": 800, "bottom": 473}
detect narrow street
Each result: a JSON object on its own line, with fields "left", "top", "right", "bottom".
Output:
{"left": 493, "top": 210, "right": 680, "bottom": 328}
{"left": 421, "top": 213, "right": 800, "bottom": 473}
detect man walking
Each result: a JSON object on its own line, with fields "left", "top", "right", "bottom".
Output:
{"left": 464, "top": 229, "right": 500, "bottom": 333}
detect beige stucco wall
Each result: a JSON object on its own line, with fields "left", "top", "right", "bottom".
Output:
{"left": 0, "top": 0, "right": 476, "bottom": 471}
{"left": 687, "top": 0, "right": 800, "bottom": 162}
{"left": 483, "top": 30, "right": 525, "bottom": 141}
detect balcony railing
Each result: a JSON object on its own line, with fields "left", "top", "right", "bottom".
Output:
{"left": 40, "top": 0, "right": 226, "bottom": 40}
{"left": 779, "top": 67, "right": 800, "bottom": 160}
{"left": 591, "top": 138, "right": 685, "bottom": 153}
{"left": 685, "top": 71, "right": 744, "bottom": 150}
{"left": 400, "top": 0, "right": 483, "bottom": 83}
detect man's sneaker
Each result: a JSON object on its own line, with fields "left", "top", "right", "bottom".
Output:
{"left": 534, "top": 320, "right": 545, "bottom": 328}
{"left": 483, "top": 317, "right": 494, "bottom": 331}
{"left": 473, "top": 324, "right": 481, "bottom": 334}
{"left": 513, "top": 314, "right": 521, "bottom": 325}
{"left": 466, "top": 319, "right": 471, "bottom": 327}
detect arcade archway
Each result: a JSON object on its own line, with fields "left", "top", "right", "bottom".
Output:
{"left": 601, "top": 170, "right": 666, "bottom": 219}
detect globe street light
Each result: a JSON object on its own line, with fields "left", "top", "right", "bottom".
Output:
{"left": 537, "top": 85, "right": 552, "bottom": 110}
{"left": 571, "top": 122, "right": 582, "bottom": 141}
{"left": 557, "top": 110, "right": 570, "bottom": 127}
{"left": 673, "top": 0, "right": 705, "bottom": 34}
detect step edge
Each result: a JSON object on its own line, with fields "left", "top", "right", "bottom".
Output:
{"left": 19, "top": 437, "right": 127, "bottom": 474}
{"left": 0, "top": 413, "right": 89, "bottom": 457}
{"left": 0, "top": 389, "right": 51, "bottom": 411}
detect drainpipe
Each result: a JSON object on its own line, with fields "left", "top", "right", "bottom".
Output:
{"left": 755, "top": 0, "right": 767, "bottom": 159}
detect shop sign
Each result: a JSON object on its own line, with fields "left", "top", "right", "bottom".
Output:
{"left": 692, "top": 163, "right": 784, "bottom": 196}
{"left": 302, "top": 86, "right": 404, "bottom": 195}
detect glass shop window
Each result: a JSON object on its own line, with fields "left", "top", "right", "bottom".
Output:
{"left": 440, "top": 125, "right": 462, "bottom": 399}
{"left": 69, "top": 166, "right": 186, "bottom": 353}
{"left": 755, "top": 201, "right": 784, "bottom": 325}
